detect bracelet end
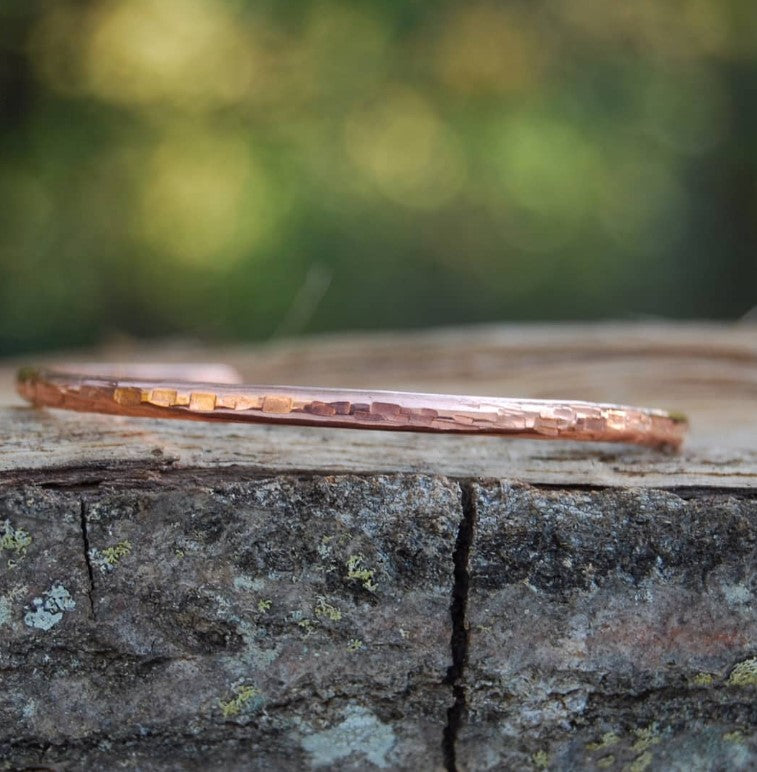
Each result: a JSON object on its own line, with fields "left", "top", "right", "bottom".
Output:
{"left": 16, "top": 366, "right": 41, "bottom": 404}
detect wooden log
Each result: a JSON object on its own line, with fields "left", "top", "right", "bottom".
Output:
{"left": 0, "top": 322, "right": 755, "bottom": 770}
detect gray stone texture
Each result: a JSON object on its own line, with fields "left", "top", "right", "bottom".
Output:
{"left": 459, "top": 483, "right": 757, "bottom": 771}
{"left": 1, "top": 472, "right": 756, "bottom": 770}
{"left": 1, "top": 473, "right": 459, "bottom": 770}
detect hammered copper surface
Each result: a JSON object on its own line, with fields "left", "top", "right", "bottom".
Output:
{"left": 16, "top": 367, "right": 687, "bottom": 449}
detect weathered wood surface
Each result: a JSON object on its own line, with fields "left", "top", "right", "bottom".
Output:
{"left": 0, "top": 322, "right": 755, "bottom": 770}
{"left": 1, "top": 322, "right": 756, "bottom": 487}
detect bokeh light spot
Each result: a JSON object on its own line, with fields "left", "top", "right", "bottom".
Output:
{"left": 435, "top": 4, "right": 547, "bottom": 94}
{"left": 84, "top": 0, "right": 255, "bottom": 109}
{"left": 344, "top": 89, "right": 466, "bottom": 209}
{"left": 491, "top": 116, "right": 601, "bottom": 251}
{"left": 137, "top": 131, "right": 267, "bottom": 266}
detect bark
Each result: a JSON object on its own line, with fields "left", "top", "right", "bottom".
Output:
{"left": 1, "top": 472, "right": 459, "bottom": 770}
{"left": 0, "top": 323, "right": 755, "bottom": 769}
{"left": 459, "top": 483, "right": 757, "bottom": 771}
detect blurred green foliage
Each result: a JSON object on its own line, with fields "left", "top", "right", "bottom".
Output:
{"left": 1, "top": 0, "right": 755, "bottom": 355}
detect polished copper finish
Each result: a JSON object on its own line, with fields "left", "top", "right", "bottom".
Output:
{"left": 16, "top": 366, "right": 688, "bottom": 450}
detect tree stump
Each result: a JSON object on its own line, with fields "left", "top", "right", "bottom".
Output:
{"left": 1, "top": 323, "right": 755, "bottom": 770}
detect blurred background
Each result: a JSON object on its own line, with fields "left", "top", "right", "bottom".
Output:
{"left": 1, "top": 0, "right": 755, "bottom": 358}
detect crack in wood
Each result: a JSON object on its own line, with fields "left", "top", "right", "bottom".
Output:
{"left": 79, "top": 498, "right": 96, "bottom": 620}
{"left": 443, "top": 480, "right": 477, "bottom": 771}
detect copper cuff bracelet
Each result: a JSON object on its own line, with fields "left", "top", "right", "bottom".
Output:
{"left": 16, "top": 366, "right": 688, "bottom": 450}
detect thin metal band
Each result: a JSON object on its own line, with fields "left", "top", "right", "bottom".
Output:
{"left": 16, "top": 366, "right": 688, "bottom": 450}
